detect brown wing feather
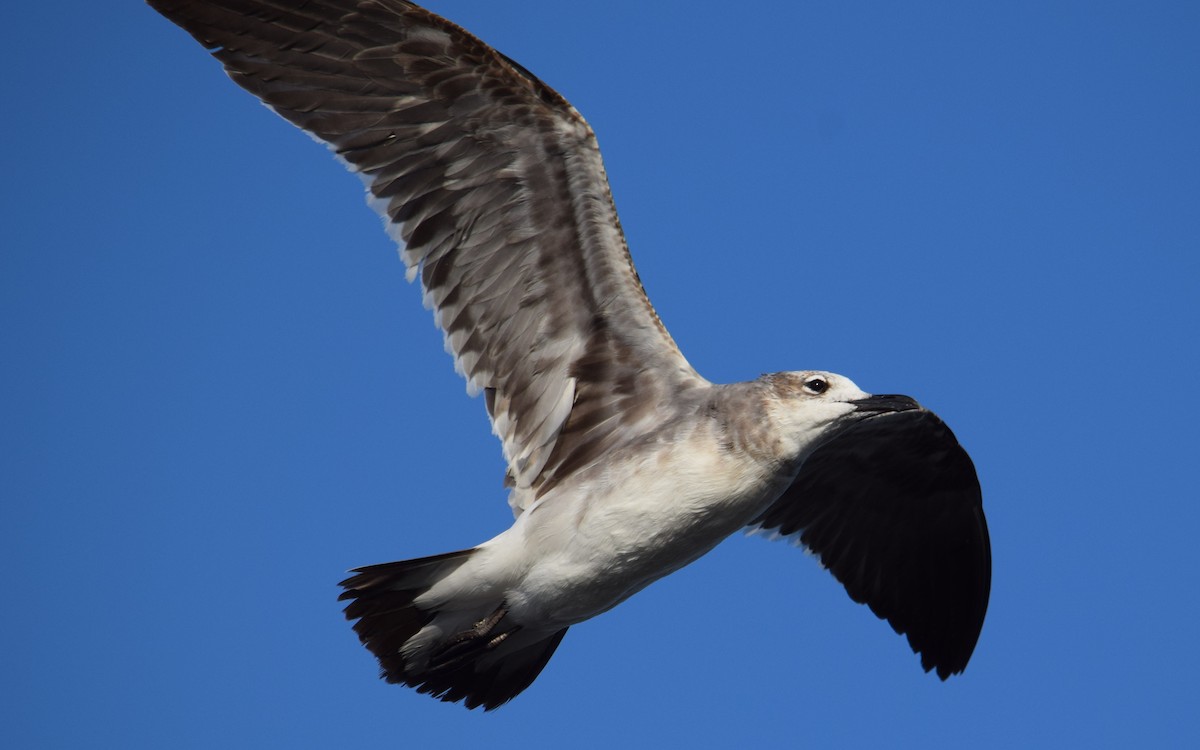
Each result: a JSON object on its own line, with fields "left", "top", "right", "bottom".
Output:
{"left": 147, "top": 0, "right": 706, "bottom": 503}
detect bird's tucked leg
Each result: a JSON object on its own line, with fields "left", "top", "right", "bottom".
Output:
{"left": 428, "top": 604, "right": 520, "bottom": 671}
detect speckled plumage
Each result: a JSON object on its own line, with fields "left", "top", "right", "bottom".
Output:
{"left": 147, "top": 0, "right": 991, "bottom": 711}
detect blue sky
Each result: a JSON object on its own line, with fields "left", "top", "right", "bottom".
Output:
{"left": 4, "top": 1, "right": 1198, "bottom": 746}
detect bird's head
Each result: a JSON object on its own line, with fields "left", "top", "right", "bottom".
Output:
{"left": 761, "top": 370, "right": 922, "bottom": 463}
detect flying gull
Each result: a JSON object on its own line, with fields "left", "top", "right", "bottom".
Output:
{"left": 147, "top": 0, "right": 991, "bottom": 710}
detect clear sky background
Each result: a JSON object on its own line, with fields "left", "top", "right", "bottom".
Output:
{"left": 4, "top": 1, "right": 1198, "bottom": 747}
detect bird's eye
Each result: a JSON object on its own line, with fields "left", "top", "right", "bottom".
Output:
{"left": 803, "top": 377, "right": 829, "bottom": 395}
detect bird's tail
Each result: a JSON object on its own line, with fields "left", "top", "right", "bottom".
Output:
{"left": 338, "top": 548, "right": 568, "bottom": 710}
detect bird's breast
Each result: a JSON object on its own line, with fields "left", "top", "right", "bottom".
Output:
{"left": 510, "top": 430, "right": 788, "bottom": 625}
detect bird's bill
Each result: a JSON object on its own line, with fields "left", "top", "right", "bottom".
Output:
{"left": 850, "top": 394, "right": 922, "bottom": 414}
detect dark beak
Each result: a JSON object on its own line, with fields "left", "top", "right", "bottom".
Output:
{"left": 850, "top": 394, "right": 922, "bottom": 414}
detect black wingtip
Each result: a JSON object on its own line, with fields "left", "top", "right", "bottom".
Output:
{"left": 754, "top": 407, "right": 991, "bottom": 678}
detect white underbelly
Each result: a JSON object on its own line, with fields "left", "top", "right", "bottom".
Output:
{"left": 506, "top": 440, "right": 785, "bottom": 626}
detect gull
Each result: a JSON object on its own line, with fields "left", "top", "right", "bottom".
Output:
{"left": 147, "top": 0, "right": 991, "bottom": 710}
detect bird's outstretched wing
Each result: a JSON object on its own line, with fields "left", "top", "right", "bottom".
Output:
{"left": 148, "top": 0, "right": 707, "bottom": 508}
{"left": 750, "top": 408, "right": 991, "bottom": 678}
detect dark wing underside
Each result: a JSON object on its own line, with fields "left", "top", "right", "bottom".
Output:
{"left": 751, "top": 409, "right": 991, "bottom": 679}
{"left": 147, "top": 0, "right": 707, "bottom": 509}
